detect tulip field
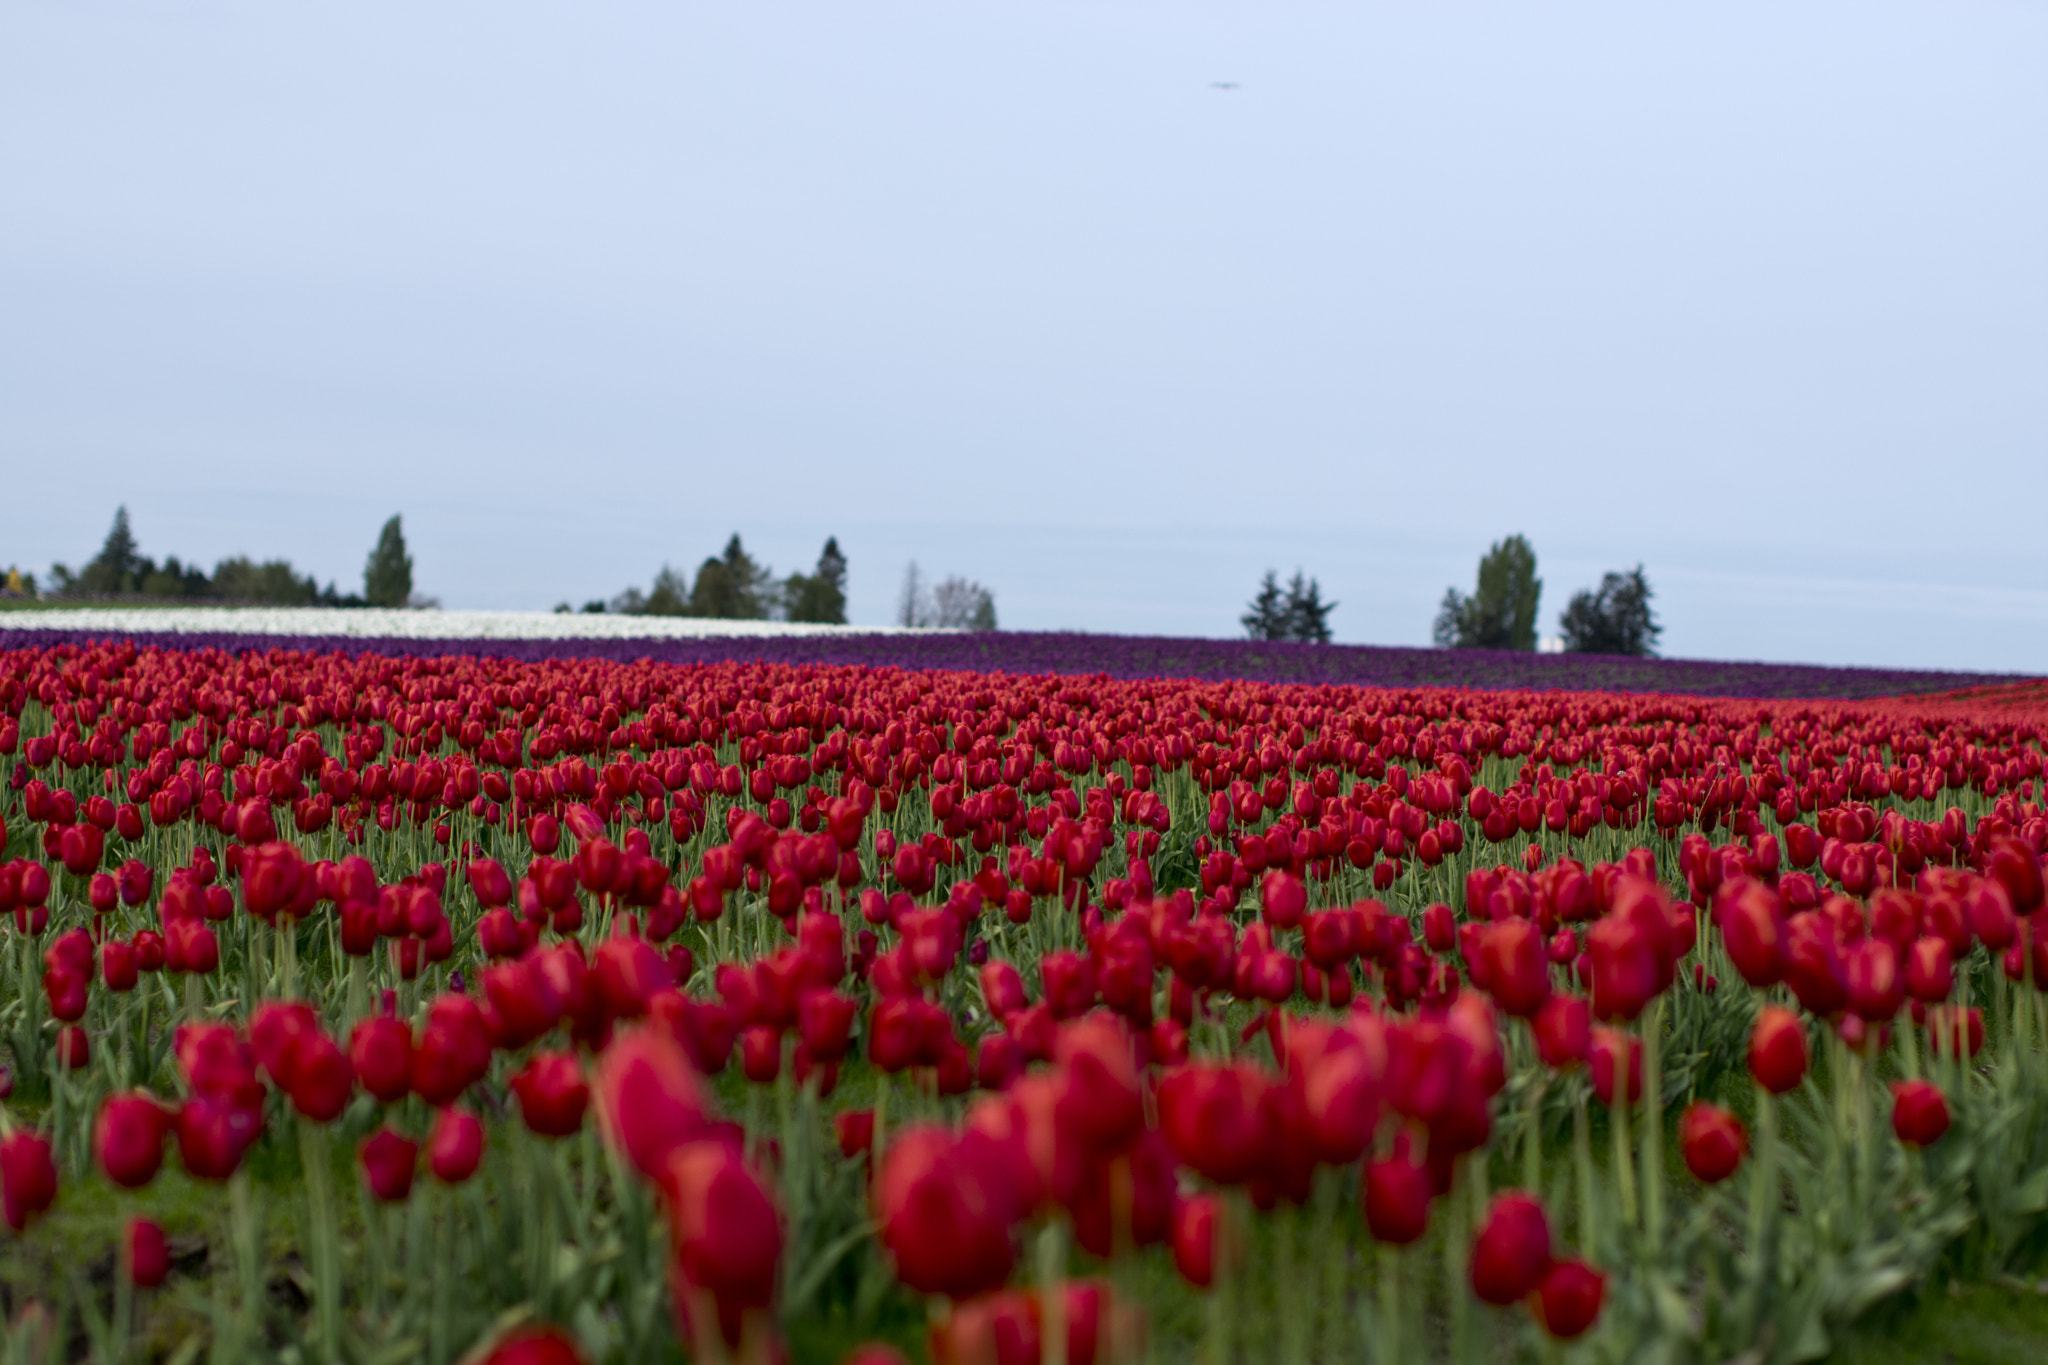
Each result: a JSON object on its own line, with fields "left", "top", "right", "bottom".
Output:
{"left": 2, "top": 634, "right": 2047, "bottom": 1364}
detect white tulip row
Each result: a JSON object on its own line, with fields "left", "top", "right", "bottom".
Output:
{"left": 0, "top": 607, "right": 929, "bottom": 640}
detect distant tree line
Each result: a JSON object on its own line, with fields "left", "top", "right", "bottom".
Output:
{"left": 1242, "top": 570, "right": 1335, "bottom": 643}
{"left": 585, "top": 535, "right": 853, "bottom": 624}
{"left": 36, "top": 508, "right": 423, "bottom": 608}
{"left": 1434, "top": 534, "right": 1661, "bottom": 656}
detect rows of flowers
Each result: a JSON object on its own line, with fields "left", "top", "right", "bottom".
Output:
{"left": 1, "top": 620, "right": 2023, "bottom": 700}
{"left": 0, "top": 638, "right": 2045, "bottom": 1363}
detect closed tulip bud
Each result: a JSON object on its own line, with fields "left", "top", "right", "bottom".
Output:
{"left": 476, "top": 1326, "right": 591, "bottom": 1365}
{"left": 350, "top": 1015, "right": 414, "bottom": 1103}
{"left": 1844, "top": 938, "right": 1904, "bottom": 1021}
{"left": 740, "top": 1025, "right": 783, "bottom": 1083}
{"left": 56, "top": 1025, "right": 91, "bottom": 1070}
{"left": 1533, "top": 993, "right": 1591, "bottom": 1069}
{"left": 127, "top": 1217, "right": 170, "bottom": 1289}
{"left": 0, "top": 1132, "right": 58, "bottom": 1231}
{"left": 1469, "top": 1191, "right": 1553, "bottom": 1306}
{"left": 1158, "top": 1063, "right": 1273, "bottom": 1185}
{"left": 1261, "top": 871, "right": 1307, "bottom": 930}
{"left": 286, "top": 1034, "right": 355, "bottom": 1123}
{"left": 510, "top": 1052, "right": 589, "bottom": 1137}
{"left": 1362, "top": 1151, "right": 1433, "bottom": 1245}
{"left": 428, "top": 1106, "right": 485, "bottom": 1183}
{"left": 1904, "top": 935, "right": 1954, "bottom": 1002}
{"left": 1171, "top": 1195, "right": 1222, "bottom": 1288}
{"left": 1535, "top": 1258, "right": 1606, "bottom": 1339}
{"left": 876, "top": 1126, "right": 1015, "bottom": 1299}
{"left": 1890, "top": 1080, "right": 1950, "bottom": 1147}
{"left": 1678, "top": 1102, "right": 1747, "bottom": 1182}
{"left": 467, "top": 857, "right": 513, "bottom": 908}
{"left": 96, "top": 1093, "right": 168, "bottom": 1188}
{"left": 1718, "top": 881, "right": 1785, "bottom": 986}
{"left": 667, "top": 1141, "right": 783, "bottom": 1330}
{"left": 1588, "top": 1027, "right": 1642, "bottom": 1107}
{"left": 1749, "top": 1006, "right": 1809, "bottom": 1095}
{"left": 592, "top": 934, "right": 667, "bottom": 1020}
{"left": 242, "top": 841, "right": 305, "bottom": 921}
{"left": 1477, "top": 918, "right": 1550, "bottom": 1017}
{"left": 834, "top": 1108, "right": 875, "bottom": 1159}
{"left": 980, "top": 959, "right": 1028, "bottom": 1021}
{"left": 89, "top": 872, "right": 118, "bottom": 913}
{"left": 798, "top": 990, "right": 858, "bottom": 1063}
{"left": 102, "top": 938, "right": 139, "bottom": 992}
{"left": 358, "top": 1127, "right": 418, "bottom": 1202}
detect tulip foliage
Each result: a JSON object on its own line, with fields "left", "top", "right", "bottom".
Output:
{"left": 0, "top": 639, "right": 2045, "bottom": 1362}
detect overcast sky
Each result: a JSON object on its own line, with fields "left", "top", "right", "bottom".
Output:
{"left": 4, "top": 1, "right": 2043, "bottom": 670}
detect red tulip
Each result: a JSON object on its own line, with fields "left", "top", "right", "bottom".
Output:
{"left": 667, "top": 1140, "right": 783, "bottom": 1343}
{"left": 1533, "top": 993, "right": 1591, "bottom": 1069}
{"left": 1904, "top": 936, "right": 1954, "bottom": 1002}
{"left": 1678, "top": 1102, "right": 1747, "bottom": 1183}
{"left": 1535, "top": 1258, "right": 1606, "bottom": 1338}
{"left": 1261, "top": 871, "right": 1306, "bottom": 930}
{"left": 1750, "top": 1006, "right": 1809, "bottom": 1095}
{"left": 1469, "top": 1191, "right": 1552, "bottom": 1306}
{"left": 593, "top": 1025, "right": 715, "bottom": 1183}
{"left": 350, "top": 1014, "right": 414, "bottom": 1103}
{"left": 128, "top": 1216, "right": 170, "bottom": 1288}
{"left": 1890, "top": 1080, "right": 1950, "bottom": 1147}
{"left": 476, "top": 1325, "right": 590, "bottom": 1365}
{"left": 511, "top": 1052, "right": 590, "bottom": 1137}
{"left": 1362, "top": 1151, "right": 1432, "bottom": 1245}
{"left": 1588, "top": 1027, "right": 1642, "bottom": 1107}
{"left": 359, "top": 1127, "right": 418, "bottom": 1202}
{"left": 1, "top": 1131, "right": 58, "bottom": 1231}
{"left": 1477, "top": 918, "right": 1550, "bottom": 1017}
{"left": 102, "top": 938, "right": 139, "bottom": 992}
{"left": 876, "top": 1125, "right": 1017, "bottom": 1299}
{"left": 1718, "top": 881, "right": 1784, "bottom": 986}
{"left": 1158, "top": 1063, "right": 1273, "bottom": 1185}
{"left": 96, "top": 1093, "right": 168, "bottom": 1188}
{"left": 833, "top": 1109, "right": 875, "bottom": 1159}
{"left": 242, "top": 841, "right": 306, "bottom": 921}
{"left": 1844, "top": 938, "right": 1903, "bottom": 1022}
{"left": 1171, "top": 1194, "right": 1221, "bottom": 1288}
{"left": 429, "top": 1106, "right": 485, "bottom": 1183}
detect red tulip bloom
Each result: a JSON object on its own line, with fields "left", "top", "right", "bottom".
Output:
{"left": 128, "top": 1217, "right": 170, "bottom": 1288}
{"left": 1261, "top": 871, "right": 1307, "bottom": 930}
{"left": 96, "top": 1093, "right": 168, "bottom": 1188}
{"left": 429, "top": 1106, "right": 486, "bottom": 1183}
{"left": 359, "top": 1127, "right": 418, "bottom": 1202}
{"left": 1172, "top": 1194, "right": 1221, "bottom": 1288}
{"left": 1362, "top": 1151, "right": 1432, "bottom": 1245}
{"left": 1477, "top": 918, "right": 1550, "bottom": 1017}
{"left": 1158, "top": 1063, "right": 1273, "bottom": 1185}
{"left": 350, "top": 1014, "right": 414, "bottom": 1103}
{"left": 1, "top": 1131, "right": 58, "bottom": 1231}
{"left": 476, "top": 1326, "right": 590, "bottom": 1365}
{"left": 1749, "top": 1006, "right": 1809, "bottom": 1095}
{"left": 1469, "top": 1191, "right": 1553, "bottom": 1306}
{"left": 1904, "top": 936, "right": 1954, "bottom": 1003}
{"left": 1678, "top": 1102, "right": 1747, "bottom": 1183}
{"left": 511, "top": 1052, "right": 590, "bottom": 1138}
{"left": 1536, "top": 1258, "right": 1606, "bottom": 1339}
{"left": 593, "top": 1026, "right": 715, "bottom": 1184}
{"left": 876, "top": 1125, "right": 1017, "bottom": 1299}
{"left": 1718, "top": 881, "right": 1784, "bottom": 987}
{"left": 1891, "top": 1080, "right": 1950, "bottom": 1148}
{"left": 1588, "top": 1027, "right": 1642, "bottom": 1108}
{"left": 667, "top": 1140, "right": 783, "bottom": 1344}
{"left": 1533, "top": 994, "right": 1592, "bottom": 1069}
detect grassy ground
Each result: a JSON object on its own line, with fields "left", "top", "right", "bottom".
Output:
{"left": 1829, "top": 1279, "right": 2048, "bottom": 1364}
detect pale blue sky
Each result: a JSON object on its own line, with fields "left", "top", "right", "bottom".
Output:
{"left": 4, "top": 1, "right": 2044, "bottom": 669}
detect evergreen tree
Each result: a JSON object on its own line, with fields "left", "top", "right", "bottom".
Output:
{"left": 786, "top": 537, "right": 849, "bottom": 624}
{"left": 642, "top": 565, "right": 691, "bottom": 617}
{"left": 363, "top": 516, "right": 414, "bottom": 607}
{"left": 688, "top": 535, "right": 772, "bottom": 619}
{"left": 967, "top": 587, "right": 997, "bottom": 633}
{"left": 1559, "top": 565, "right": 1662, "bottom": 656}
{"left": 1434, "top": 535, "right": 1541, "bottom": 650}
{"left": 1282, "top": 571, "right": 1335, "bottom": 644}
{"left": 77, "top": 507, "right": 143, "bottom": 595}
{"left": 1242, "top": 570, "right": 1288, "bottom": 640}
